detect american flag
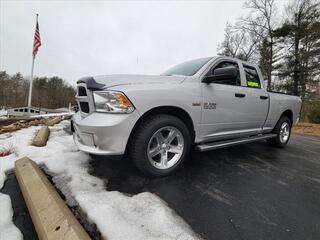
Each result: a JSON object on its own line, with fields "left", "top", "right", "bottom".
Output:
{"left": 32, "top": 19, "right": 41, "bottom": 58}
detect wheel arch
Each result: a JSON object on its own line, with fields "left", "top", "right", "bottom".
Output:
{"left": 280, "top": 109, "right": 293, "bottom": 125}
{"left": 126, "top": 106, "right": 195, "bottom": 152}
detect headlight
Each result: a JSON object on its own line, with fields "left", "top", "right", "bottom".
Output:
{"left": 93, "top": 91, "right": 135, "bottom": 113}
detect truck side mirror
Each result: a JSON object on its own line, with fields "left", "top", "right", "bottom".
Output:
{"left": 202, "top": 66, "right": 238, "bottom": 84}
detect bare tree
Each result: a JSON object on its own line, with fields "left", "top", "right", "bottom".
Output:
{"left": 239, "top": 0, "right": 278, "bottom": 90}
{"left": 0, "top": 71, "right": 76, "bottom": 109}
{"left": 218, "top": 23, "right": 258, "bottom": 61}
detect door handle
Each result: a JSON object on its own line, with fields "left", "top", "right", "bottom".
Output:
{"left": 260, "top": 96, "right": 268, "bottom": 100}
{"left": 235, "top": 93, "right": 246, "bottom": 98}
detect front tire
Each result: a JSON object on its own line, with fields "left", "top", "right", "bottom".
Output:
{"left": 267, "top": 116, "right": 291, "bottom": 148}
{"left": 129, "top": 114, "right": 191, "bottom": 177}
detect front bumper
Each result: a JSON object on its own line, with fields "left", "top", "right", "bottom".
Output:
{"left": 72, "top": 111, "right": 140, "bottom": 155}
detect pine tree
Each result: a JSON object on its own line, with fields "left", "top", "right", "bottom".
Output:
{"left": 275, "top": 0, "right": 320, "bottom": 97}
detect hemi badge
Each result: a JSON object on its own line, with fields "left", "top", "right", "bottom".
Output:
{"left": 192, "top": 103, "right": 201, "bottom": 106}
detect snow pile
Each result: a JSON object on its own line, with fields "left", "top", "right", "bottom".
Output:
{"left": 0, "top": 194, "right": 22, "bottom": 240}
{"left": 77, "top": 192, "right": 198, "bottom": 240}
{"left": 0, "top": 108, "right": 7, "bottom": 119}
{"left": 29, "top": 112, "right": 74, "bottom": 119}
{"left": 0, "top": 121, "right": 200, "bottom": 240}
{"left": 0, "top": 109, "right": 7, "bottom": 116}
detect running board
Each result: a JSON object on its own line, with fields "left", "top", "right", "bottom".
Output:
{"left": 195, "top": 134, "right": 277, "bottom": 152}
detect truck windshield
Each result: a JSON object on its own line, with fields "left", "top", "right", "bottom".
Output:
{"left": 162, "top": 57, "right": 212, "bottom": 76}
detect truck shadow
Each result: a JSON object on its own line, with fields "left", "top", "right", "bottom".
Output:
{"left": 88, "top": 140, "right": 280, "bottom": 194}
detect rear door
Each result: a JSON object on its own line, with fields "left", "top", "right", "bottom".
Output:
{"left": 200, "top": 59, "right": 268, "bottom": 141}
{"left": 239, "top": 63, "right": 269, "bottom": 129}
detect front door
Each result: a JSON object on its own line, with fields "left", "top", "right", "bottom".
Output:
{"left": 200, "top": 59, "right": 268, "bottom": 142}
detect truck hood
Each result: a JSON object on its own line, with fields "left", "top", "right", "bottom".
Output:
{"left": 81, "top": 74, "right": 186, "bottom": 90}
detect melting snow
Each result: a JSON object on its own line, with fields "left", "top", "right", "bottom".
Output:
{"left": 0, "top": 109, "right": 7, "bottom": 119}
{"left": 0, "top": 121, "right": 200, "bottom": 240}
{"left": 0, "top": 194, "right": 22, "bottom": 240}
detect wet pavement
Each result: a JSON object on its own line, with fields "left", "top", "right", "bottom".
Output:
{"left": 91, "top": 134, "right": 320, "bottom": 240}
{"left": 1, "top": 172, "right": 38, "bottom": 240}
{"left": 2, "top": 134, "right": 320, "bottom": 240}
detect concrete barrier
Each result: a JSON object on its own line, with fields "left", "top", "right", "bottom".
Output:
{"left": 32, "top": 126, "right": 50, "bottom": 147}
{"left": 46, "top": 117, "right": 62, "bottom": 126}
{"left": 15, "top": 157, "right": 91, "bottom": 240}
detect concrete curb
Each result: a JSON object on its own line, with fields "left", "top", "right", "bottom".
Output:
{"left": 15, "top": 157, "right": 91, "bottom": 240}
{"left": 46, "top": 117, "right": 62, "bottom": 126}
{"left": 32, "top": 126, "right": 50, "bottom": 147}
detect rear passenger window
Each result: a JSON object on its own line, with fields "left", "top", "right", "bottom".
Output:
{"left": 243, "top": 65, "right": 260, "bottom": 88}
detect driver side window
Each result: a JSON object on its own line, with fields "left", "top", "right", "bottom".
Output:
{"left": 208, "top": 61, "right": 241, "bottom": 86}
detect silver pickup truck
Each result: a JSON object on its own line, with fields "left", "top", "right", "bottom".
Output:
{"left": 72, "top": 56, "right": 302, "bottom": 176}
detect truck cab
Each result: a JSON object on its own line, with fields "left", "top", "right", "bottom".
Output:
{"left": 199, "top": 57, "right": 270, "bottom": 142}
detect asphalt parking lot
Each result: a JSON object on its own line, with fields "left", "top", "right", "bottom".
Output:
{"left": 92, "top": 134, "right": 320, "bottom": 240}
{"left": 2, "top": 134, "right": 320, "bottom": 240}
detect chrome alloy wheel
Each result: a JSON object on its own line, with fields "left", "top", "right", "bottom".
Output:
{"left": 279, "top": 122, "right": 290, "bottom": 143}
{"left": 147, "top": 126, "right": 184, "bottom": 170}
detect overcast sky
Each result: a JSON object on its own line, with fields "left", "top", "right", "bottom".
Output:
{"left": 0, "top": 0, "right": 288, "bottom": 85}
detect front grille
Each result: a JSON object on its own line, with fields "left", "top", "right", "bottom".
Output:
{"left": 77, "top": 83, "right": 92, "bottom": 114}
{"left": 73, "top": 102, "right": 79, "bottom": 112}
{"left": 79, "top": 102, "right": 90, "bottom": 113}
{"left": 70, "top": 120, "right": 75, "bottom": 132}
{"left": 78, "top": 86, "right": 87, "bottom": 96}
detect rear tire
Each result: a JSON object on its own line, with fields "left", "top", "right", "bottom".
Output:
{"left": 267, "top": 116, "right": 291, "bottom": 148}
{"left": 129, "top": 114, "right": 191, "bottom": 177}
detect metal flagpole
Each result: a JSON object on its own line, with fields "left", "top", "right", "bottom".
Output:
{"left": 27, "top": 14, "right": 38, "bottom": 113}
{"left": 27, "top": 54, "right": 35, "bottom": 112}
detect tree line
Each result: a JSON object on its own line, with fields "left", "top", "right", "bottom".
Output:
{"left": 0, "top": 71, "right": 76, "bottom": 109}
{"left": 217, "top": 0, "right": 320, "bottom": 98}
